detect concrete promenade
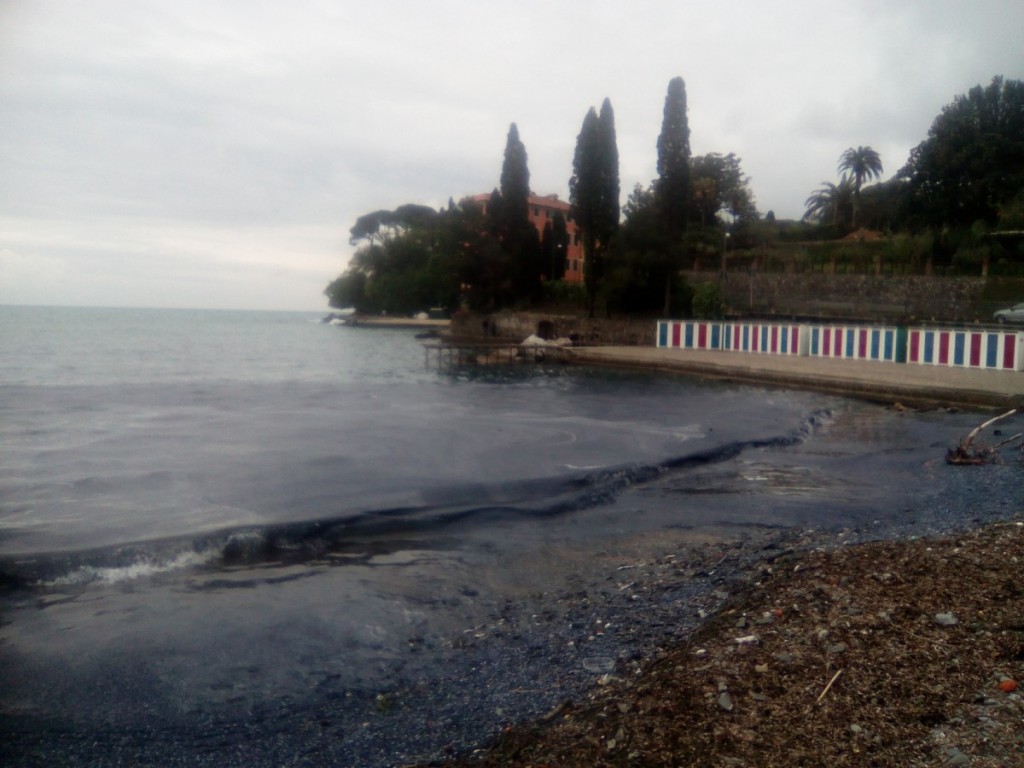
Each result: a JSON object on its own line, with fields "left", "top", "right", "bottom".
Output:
{"left": 334, "top": 315, "right": 450, "bottom": 330}
{"left": 340, "top": 315, "right": 1021, "bottom": 410}
{"left": 572, "top": 345, "right": 1024, "bottom": 411}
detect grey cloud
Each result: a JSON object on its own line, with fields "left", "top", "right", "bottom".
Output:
{"left": 2, "top": 0, "right": 1023, "bottom": 310}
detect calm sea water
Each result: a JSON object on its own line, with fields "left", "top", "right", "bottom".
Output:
{"left": 0, "top": 305, "right": 1011, "bottom": 766}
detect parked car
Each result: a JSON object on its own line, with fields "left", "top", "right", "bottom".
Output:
{"left": 993, "top": 302, "right": 1024, "bottom": 324}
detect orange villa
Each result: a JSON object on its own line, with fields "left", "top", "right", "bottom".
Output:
{"left": 468, "top": 193, "right": 585, "bottom": 283}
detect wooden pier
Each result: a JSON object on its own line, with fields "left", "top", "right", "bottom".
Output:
{"left": 423, "top": 342, "right": 575, "bottom": 370}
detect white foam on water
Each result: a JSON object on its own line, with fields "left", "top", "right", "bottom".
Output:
{"left": 42, "top": 548, "right": 216, "bottom": 587}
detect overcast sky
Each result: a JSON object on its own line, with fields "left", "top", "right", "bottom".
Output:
{"left": 2, "top": 1, "right": 1022, "bottom": 311}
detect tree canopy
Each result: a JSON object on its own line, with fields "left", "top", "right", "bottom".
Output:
{"left": 801, "top": 147, "right": 881, "bottom": 233}
{"left": 330, "top": 73, "right": 1024, "bottom": 320}
{"left": 348, "top": 204, "right": 439, "bottom": 247}
{"left": 839, "top": 146, "right": 883, "bottom": 227}
{"left": 839, "top": 146, "right": 883, "bottom": 192}
{"left": 608, "top": 183, "right": 674, "bottom": 314}
{"left": 803, "top": 176, "right": 855, "bottom": 229}
{"left": 690, "top": 152, "right": 757, "bottom": 228}
{"left": 327, "top": 200, "right": 497, "bottom": 314}
{"left": 900, "top": 76, "right": 1024, "bottom": 229}
{"left": 327, "top": 126, "right": 550, "bottom": 315}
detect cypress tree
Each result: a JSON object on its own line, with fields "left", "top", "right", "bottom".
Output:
{"left": 570, "top": 100, "right": 620, "bottom": 316}
{"left": 596, "top": 98, "right": 620, "bottom": 246}
{"left": 655, "top": 76, "right": 692, "bottom": 315}
{"left": 570, "top": 108, "right": 601, "bottom": 314}
{"left": 657, "top": 77, "right": 691, "bottom": 228}
{"left": 495, "top": 123, "right": 541, "bottom": 303}
{"left": 499, "top": 123, "right": 531, "bottom": 235}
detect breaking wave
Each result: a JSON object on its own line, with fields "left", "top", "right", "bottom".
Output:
{"left": 0, "top": 410, "right": 831, "bottom": 590}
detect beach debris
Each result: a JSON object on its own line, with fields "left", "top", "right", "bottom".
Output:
{"left": 582, "top": 656, "right": 615, "bottom": 674}
{"left": 934, "top": 612, "right": 959, "bottom": 626}
{"left": 945, "top": 747, "right": 971, "bottom": 765}
{"left": 816, "top": 669, "right": 844, "bottom": 704}
{"left": 453, "top": 523, "right": 1024, "bottom": 767}
{"left": 538, "top": 698, "right": 571, "bottom": 723}
{"left": 717, "top": 690, "right": 735, "bottom": 711}
{"left": 946, "top": 406, "right": 1023, "bottom": 465}
{"left": 520, "top": 334, "right": 573, "bottom": 348}
{"left": 374, "top": 692, "right": 392, "bottom": 714}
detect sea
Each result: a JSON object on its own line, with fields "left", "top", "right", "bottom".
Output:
{"left": 0, "top": 305, "right": 1018, "bottom": 766}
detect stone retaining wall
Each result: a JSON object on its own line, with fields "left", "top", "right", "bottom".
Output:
{"left": 450, "top": 275, "right": 1024, "bottom": 346}
{"left": 707, "top": 273, "right": 994, "bottom": 323}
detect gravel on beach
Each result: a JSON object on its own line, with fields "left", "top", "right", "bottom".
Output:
{"left": 419, "top": 519, "right": 1024, "bottom": 768}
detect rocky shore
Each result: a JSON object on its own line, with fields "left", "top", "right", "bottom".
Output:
{"left": 424, "top": 519, "right": 1024, "bottom": 767}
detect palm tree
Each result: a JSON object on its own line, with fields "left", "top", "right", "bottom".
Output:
{"left": 838, "top": 146, "right": 883, "bottom": 227}
{"left": 803, "top": 175, "right": 855, "bottom": 230}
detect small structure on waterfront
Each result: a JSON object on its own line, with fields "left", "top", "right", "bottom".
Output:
{"left": 657, "top": 319, "right": 1024, "bottom": 372}
{"left": 423, "top": 340, "right": 574, "bottom": 371}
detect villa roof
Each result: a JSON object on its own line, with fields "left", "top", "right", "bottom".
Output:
{"left": 468, "top": 192, "right": 571, "bottom": 212}
{"left": 842, "top": 227, "right": 885, "bottom": 242}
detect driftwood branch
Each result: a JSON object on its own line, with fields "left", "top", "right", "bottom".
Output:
{"left": 947, "top": 407, "right": 1022, "bottom": 465}
{"left": 991, "top": 432, "right": 1023, "bottom": 451}
{"left": 963, "top": 408, "right": 1020, "bottom": 447}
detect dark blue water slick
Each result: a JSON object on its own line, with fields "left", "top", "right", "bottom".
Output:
{"left": 0, "top": 309, "right": 1008, "bottom": 766}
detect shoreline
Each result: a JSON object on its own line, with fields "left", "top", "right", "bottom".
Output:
{"left": 332, "top": 317, "right": 1022, "bottom": 410}
{"left": 427, "top": 518, "right": 1024, "bottom": 767}
{"left": 325, "top": 314, "right": 451, "bottom": 330}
